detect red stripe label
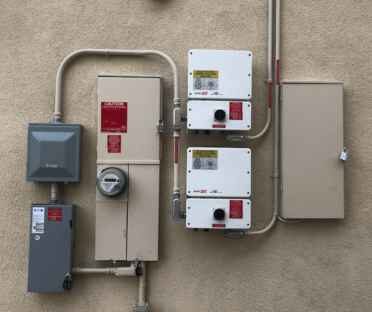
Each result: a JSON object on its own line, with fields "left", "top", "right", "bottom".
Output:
{"left": 174, "top": 137, "right": 179, "bottom": 164}
{"left": 212, "top": 124, "right": 226, "bottom": 128}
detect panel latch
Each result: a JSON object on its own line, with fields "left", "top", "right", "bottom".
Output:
{"left": 339, "top": 147, "right": 349, "bottom": 162}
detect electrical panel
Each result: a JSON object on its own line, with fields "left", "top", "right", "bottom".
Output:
{"left": 26, "top": 123, "right": 81, "bottom": 182}
{"left": 281, "top": 82, "right": 344, "bottom": 219}
{"left": 95, "top": 75, "right": 160, "bottom": 261}
{"left": 28, "top": 204, "right": 74, "bottom": 293}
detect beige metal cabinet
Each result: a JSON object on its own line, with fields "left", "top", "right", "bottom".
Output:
{"left": 95, "top": 75, "right": 161, "bottom": 261}
{"left": 280, "top": 82, "right": 344, "bottom": 219}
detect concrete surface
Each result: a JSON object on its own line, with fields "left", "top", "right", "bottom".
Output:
{"left": 0, "top": 0, "right": 371, "bottom": 311}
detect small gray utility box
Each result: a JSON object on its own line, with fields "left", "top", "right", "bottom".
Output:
{"left": 28, "top": 204, "right": 74, "bottom": 293}
{"left": 26, "top": 123, "right": 81, "bottom": 182}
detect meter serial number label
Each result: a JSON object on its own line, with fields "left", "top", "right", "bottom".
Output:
{"left": 193, "top": 70, "right": 219, "bottom": 91}
{"left": 192, "top": 150, "right": 218, "bottom": 170}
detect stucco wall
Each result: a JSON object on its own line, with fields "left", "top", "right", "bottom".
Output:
{"left": 0, "top": 0, "right": 371, "bottom": 311}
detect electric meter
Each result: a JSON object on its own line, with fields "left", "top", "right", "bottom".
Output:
{"left": 96, "top": 167, "right": 127, "bottom": 197}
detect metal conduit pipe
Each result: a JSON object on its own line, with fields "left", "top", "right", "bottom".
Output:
{"left": 49, "top": 182, "right": 59, "bottom": 203}
{"left": 72, "top": 264, "right": 137, "bottom": 277}
{"left": 247, "top": 0, "right": 280, "bottom": 235}
{"left": 247, "top": 0, "right": 274, "bottom": 140}
{"left": 135, "top": 262, "right": 148, "bottom": 310}
{"left": 53, "top": 48, "right": 179, "bottom": 122}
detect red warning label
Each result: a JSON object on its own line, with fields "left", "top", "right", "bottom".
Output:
{"left": 107, "top": 135, "right": 121, "bottom": 153}
{"left": 101, "top": 102, "right": 127, "bottom": 132}
{"left": 229, "top": 200, "right": 243, "bottom": 219}
{"left": 48, "top": 208, "right": 63, "bottom": 222}
{"left": 229, "top": 102, "right": 243, "bottom": 120}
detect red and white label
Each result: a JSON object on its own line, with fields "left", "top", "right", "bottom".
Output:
{"left": 107, "top": 135, "right": 121, "bottom": 153}
{"left": 48, "top": 208, "right": 63, "bottom": 222}
{"left": 229, "top": 200, "right": 243, "bottom": 219}
{"left": 212, "top": 124, "right": 226, "bottom": 128}
{"left": 212, "top": 223, "right": 226, "bottom": 228}
{"left": 101, "top": 102, "right": 128, "bottom": 132}
{"left": 229, "top": 102, "right": 243, "bottom": 120}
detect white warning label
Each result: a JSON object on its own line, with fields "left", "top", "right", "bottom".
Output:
{"left": 32, "top": 207, "right": 45, "bottom": 234}
{"left": 193, "top": 70, "right": 219, "bottom": 91}
{"left": 192, "top": 150, "right": 218, "bottom": 170}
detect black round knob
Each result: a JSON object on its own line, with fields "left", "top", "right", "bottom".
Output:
{"left": 214, "top": 109, "right": 226, "bottom": 121}
{"left": 213, "top": 209, "right": 225, "bottom": 221}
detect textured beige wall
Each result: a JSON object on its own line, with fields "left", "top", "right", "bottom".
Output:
{"left": 0, "top": 0, "right": 371, "bottom": 311}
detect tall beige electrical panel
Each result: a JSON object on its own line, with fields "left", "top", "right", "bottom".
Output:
{"left": 95, "top": 75, "right": 161, "bottom": 261}
{"left": 281, "top": 82, "right": 345, "bottom": 219}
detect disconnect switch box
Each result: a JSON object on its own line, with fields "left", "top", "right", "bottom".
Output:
{"left": 28, "top": 204, "right": 74, "bottom": 293}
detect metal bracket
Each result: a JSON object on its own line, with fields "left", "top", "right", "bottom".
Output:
{"left": 157, "top": 120, "right": 165, "bottom": 134}
{"left": 339, "top": 147, "right": 349, "bottom": 161}
{"left": 133, "top": 303, "right": 150, "bottom": 312}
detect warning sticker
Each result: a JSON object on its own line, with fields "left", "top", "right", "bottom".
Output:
{"left": 32, "top": 207, "right": 45, "bottom": 234}
{"left": 192, "top": 150, "right": 218, "bottom": 170}
{"left": 101, "top": 102, "right": 128, "bottom": 133}
{"left": 229, "top": 102, "right": 243, "bottom": 120}
{"left": 107, "top": 135, "right": 121, "bottom": 153}
{"left": 193, "top": 70, "right": 219, "bottom": 91}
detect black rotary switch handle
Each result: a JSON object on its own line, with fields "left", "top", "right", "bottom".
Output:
{"left": 213, "top": 209, "right": 225, "bottom": 221}
{"left": 214, "top": 109, "right": 226, "bottom": 121}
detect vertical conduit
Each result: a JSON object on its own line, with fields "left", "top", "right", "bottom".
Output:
{"left": 247, "top": 0, "right": 280, "bottom": 235}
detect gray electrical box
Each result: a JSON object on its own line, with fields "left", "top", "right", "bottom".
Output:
{"left": 26, "top": 123, "right": 81, "bottom": 182}
{"left": 28, "top": 204, "right": 74, "bottom": 293}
